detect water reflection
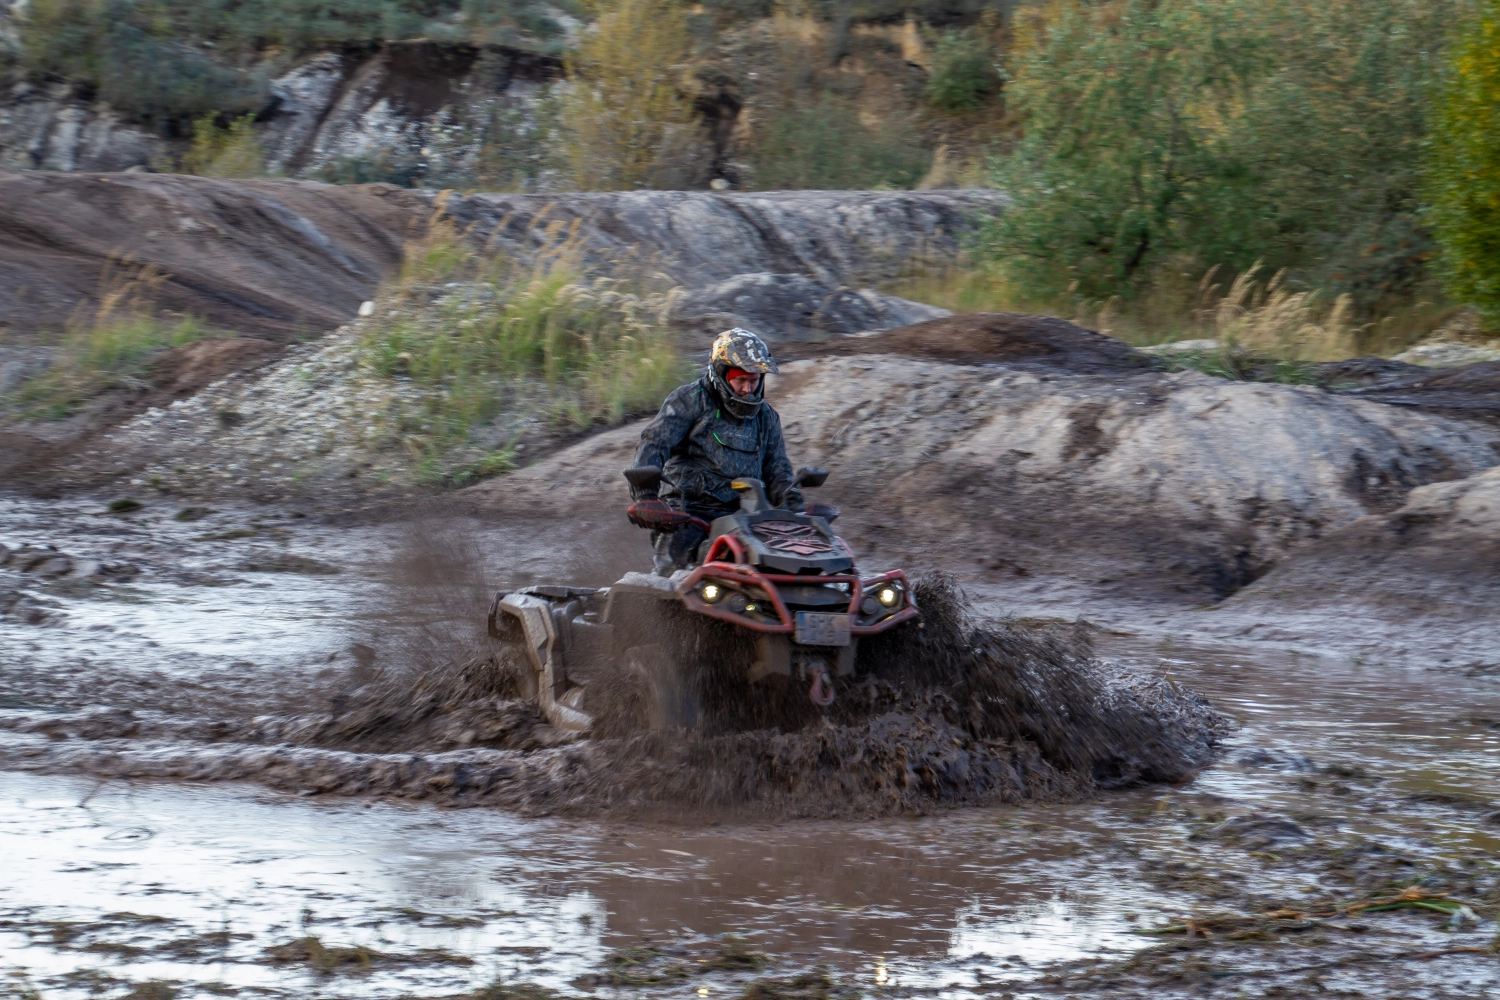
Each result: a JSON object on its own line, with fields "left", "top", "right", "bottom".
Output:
{"left": 0, "top": 772, "right": 1161, "bottom": 997}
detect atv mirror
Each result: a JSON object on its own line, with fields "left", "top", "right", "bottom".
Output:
{"left": 623, "top": 466, "right": 664, "bottom": 493}
{"left": 794, "top": 466, "right": 830, "bottom": 489}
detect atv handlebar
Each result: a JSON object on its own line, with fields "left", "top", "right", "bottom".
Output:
{"left": 625, "top": 465, "right": 829, "bottom": 527}
{"left": 623, "top": 466, "right": 665, "bottom": 494}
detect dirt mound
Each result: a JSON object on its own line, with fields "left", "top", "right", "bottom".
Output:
{"left": 9, "top": 576, "right": 1225, "bottom": 816}
{"left": 785, "top": 312, "right": 1158, "bottom": 374}
{"left": 148, "top": 338, "right": 282, "bottom": 400}
{"left": 1335, "top": 359, "right": 1500, "bottom": 418}
{"left": 455, "top": 346, "right": 1500, "bottom": 600}
{"left": 1225, "top": 464, "right": 1500, "bottom": 644}
{"left": 0, "top": 171, "right": 427, "bottom": 340}
{"left": 0, "top": 337, "right": 283, "bottom": 488}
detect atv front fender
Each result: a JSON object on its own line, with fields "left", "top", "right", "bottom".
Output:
{"left": 494, "top": 593, "right": 592, "bottom": 733}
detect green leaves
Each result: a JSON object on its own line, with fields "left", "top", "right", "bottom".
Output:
{"left": 983, "top": 0, "right": 1464, "bottom": 312}
{"left": 925, "top": 28, "right": 998, "bottom": 113}
{"left": 1426, "top": 1, "right": 1500, "bottom": 329}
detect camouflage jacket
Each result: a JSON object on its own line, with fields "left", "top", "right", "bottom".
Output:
{"left": 631, "top": 375, "right": 804, "bottom": 515}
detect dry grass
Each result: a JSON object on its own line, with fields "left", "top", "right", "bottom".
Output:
{"left": 181, "top": 113, "right": 267, "bottom": 178}
{"left": 1198, "top": 264, "right": 1356, "bottom": 362}
{"left": 561, "top": 0, "right": 706, "bottom": 190}
{"left": 1, "top": 257, "right": 212, "bottom": 420}
{"left": 889, "top": 258, "right": 1452, "bottom": 366}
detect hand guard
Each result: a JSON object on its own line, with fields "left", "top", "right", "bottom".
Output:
{"left": 807, "top": 502, "right": 840, "bottom": 523}
{"left": 627, "top": 498, "right": 691, "bottom": 531}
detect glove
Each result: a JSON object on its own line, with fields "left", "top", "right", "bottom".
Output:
{"left": 627, "top": 499, "right": 691, "bottom": 531}
{"left": 807, "top": 502, "right": 840, "bottom": 523}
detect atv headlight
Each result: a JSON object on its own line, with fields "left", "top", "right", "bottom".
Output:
{"left": 877, "top": 586, "right": 901, "bottom": 607}
{"left": 700, "top": 582, "right": 723, "bottom": 603}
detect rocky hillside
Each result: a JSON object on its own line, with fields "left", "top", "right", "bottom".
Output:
{"left": 0, "top": 171, "right": 992, "bottom": 339}
{"left": 1, "top": 39, "right": 566, "bottom": 177}
{"left": 30, "top": 310, "right": 1492, "bottom": 607}
{"left": 0, "top": 5, "right": 996, "bottom": 189}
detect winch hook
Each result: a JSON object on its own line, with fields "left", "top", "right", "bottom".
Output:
{"left": 808, "top": 663, "right": 836, "bottom": 707}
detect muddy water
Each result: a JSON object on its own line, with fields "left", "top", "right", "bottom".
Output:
{"left": 2, "top": 496, "right": 1499, "bottom": 997}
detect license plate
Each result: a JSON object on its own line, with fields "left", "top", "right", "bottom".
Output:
{"left": 794, "top": 611, "right": 851, "bottom": 646}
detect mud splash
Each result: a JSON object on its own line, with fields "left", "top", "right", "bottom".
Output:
{"left": 3, "top": 553, "right": 1226, "bottom": 817}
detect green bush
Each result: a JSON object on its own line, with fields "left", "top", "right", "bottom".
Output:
{"left": 182, "top": 113, "right": 267, "bottom": 177}
{"left": 316, "top": 152, "right": 426, "bottom": 188}
{"left": 749, "top": 93, "right": 930, "bottom": 190}
{"left": 983, "top": 0, "right": 1463, "bottom": 310}
{"left": 23, "top": 0, "right": 268, "bottom": 124}
{"left": 1426, "top": 1, "right": 1500, "bottom": 328}
{"left": 924, "top": 28, "right": 997, "bottom": 112}
{"left": 358, "top": 221, "right": 689, "bottom": 480}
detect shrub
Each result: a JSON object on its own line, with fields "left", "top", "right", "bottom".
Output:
{"left": 315, "top": 152, "right": 426, "bottom": 188}
{"left": 182, "top": 114, "right": 267, "bottom": 178}
{"left": 358, "top": 220, "right": 689, "bottom": 480}
{"left": 22, "top": 0, "right": 268, "bottom": 124}
{"left": 982, "top": 0, "right": 1463, "bottom": 311}
{"left": 560, "top": 0, "right": 708, "bottom": 190}
{"left": 1426, "top": 1, "right": 1500, "bottom": 328}
{"left": 924, "top": 28, "right": 997, "bottom": 112}
{"left": 747, "top": 93, "right": 930, "bottom": 190}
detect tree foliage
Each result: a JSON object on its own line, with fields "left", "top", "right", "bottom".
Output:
{"left": 560, "top": 0, "right": 707, "bottom": 190}
{"left": 1426, "top": 1, "right": 1500, "bottom": 326}
{"left": 924, "top": 27, "right": 998, "bottom": 112}
{"left": 983, "top": 0, "right": 1466, "bottom": 309}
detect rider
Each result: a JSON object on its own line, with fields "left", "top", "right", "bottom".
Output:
{"left": 626, "top": 327, "right": 804, "bottom": 574}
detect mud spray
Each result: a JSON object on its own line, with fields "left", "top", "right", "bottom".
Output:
{"left": 0, "top": 516, "right": 1227, "bottom": 817}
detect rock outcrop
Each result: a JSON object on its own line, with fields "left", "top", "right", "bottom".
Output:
{"left": 464, "top": 314, "right": 1500, "bottom": 598}
{"left": 436, "top": 186, "right": 991, "bottom": 333}
{"left": 0, "top": 171, "right": 991, "bottom": 340}
{"left": 0, "top": 40, "right": 564, "bottom": 179}
{"left": 1226, "top": 463, "right": 1500, "bottom": 624}
{"left": 0, "top": 171, "right": 428, "bottom": 339}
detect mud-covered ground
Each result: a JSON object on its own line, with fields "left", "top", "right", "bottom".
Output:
{"left": 2, "top": 494, "right": 1498, "bottom": 998}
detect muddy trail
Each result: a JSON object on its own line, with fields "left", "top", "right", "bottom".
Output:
{"left": 0, "top": 496, "right": 1223, "bottom": 819}
{"left": 2, "top": 493, "right": 1498, "bottom": 998}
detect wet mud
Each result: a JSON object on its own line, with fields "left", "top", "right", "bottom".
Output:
{"left": 1, "top": 547, "right": 1227, "bottom": 817}
{"left": 3, "top": 494, "right": 1500, "bottom": 998}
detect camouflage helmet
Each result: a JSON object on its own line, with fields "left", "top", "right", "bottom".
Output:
{"left": 708, "top": 327, "right": 779, "bottom": 418}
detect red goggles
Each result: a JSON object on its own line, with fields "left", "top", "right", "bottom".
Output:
{"left": 724, "top": 367, "right": 758, "bottom": 382}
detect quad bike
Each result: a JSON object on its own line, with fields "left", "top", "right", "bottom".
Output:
{"left": 486, "top": 466, "right": 919, "bottom": 732}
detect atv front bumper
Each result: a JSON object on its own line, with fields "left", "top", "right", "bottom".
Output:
{"left": 675, "top": 562, "right": 919, "bottom": 637}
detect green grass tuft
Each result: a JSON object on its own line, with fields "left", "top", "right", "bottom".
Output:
{"left": 2, "top": 261, "right": 213, "bottom": 421}
{"left": 357, "top": 218, "right": 690, "bottom": 485}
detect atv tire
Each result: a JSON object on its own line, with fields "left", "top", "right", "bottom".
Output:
{"left": 623, "top": 643, "right": 699, "bottom": 731}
